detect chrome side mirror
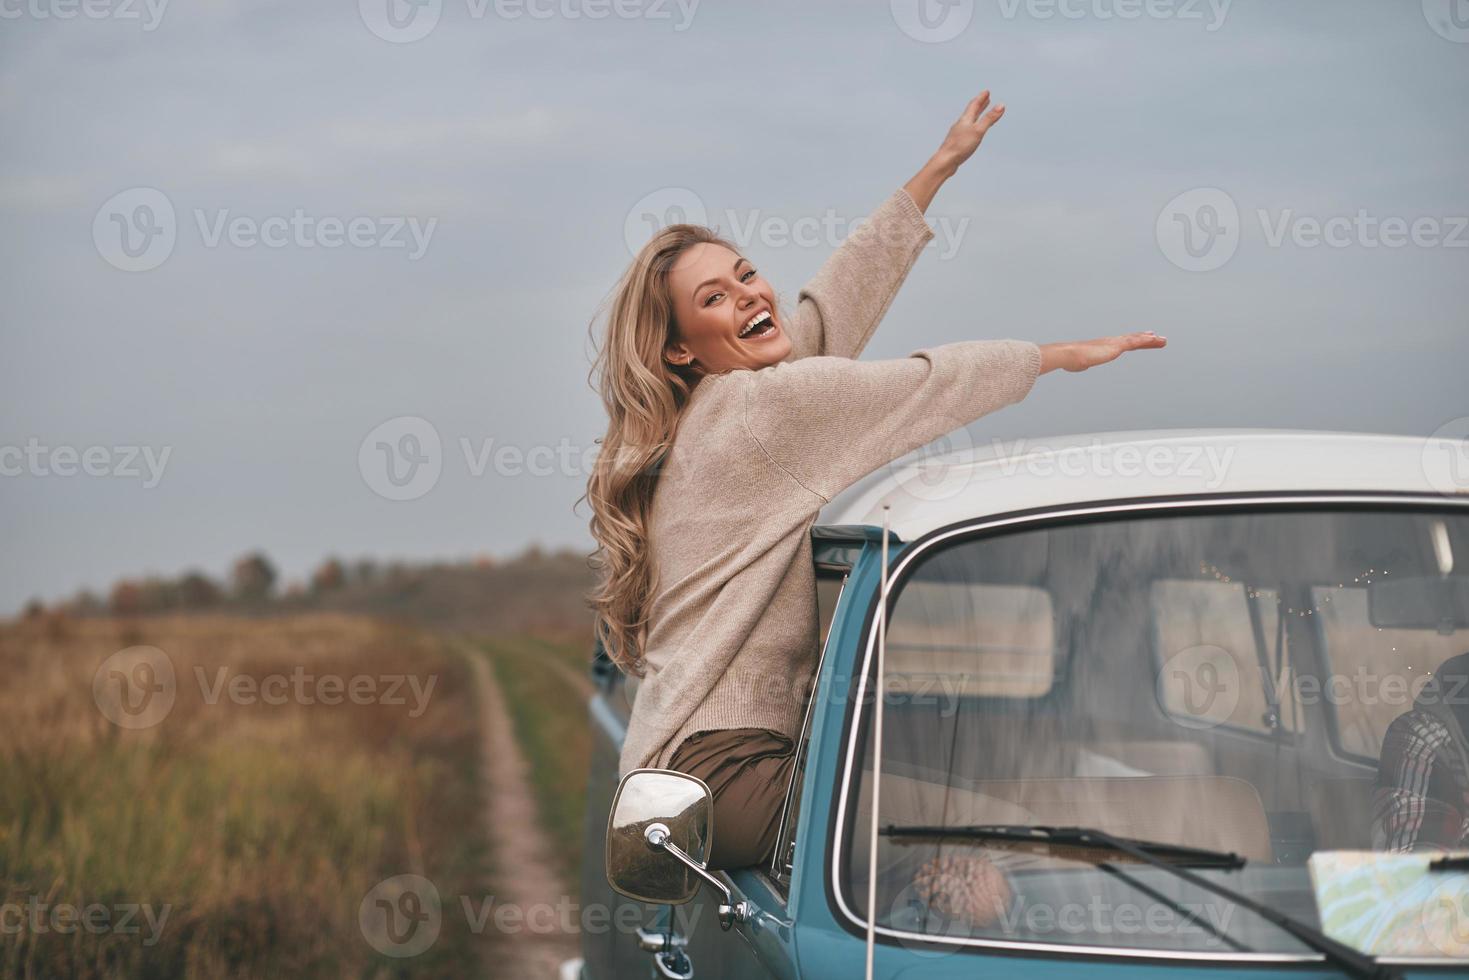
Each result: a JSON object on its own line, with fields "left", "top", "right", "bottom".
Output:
{"left": 605, "top": 768, "right": 751, "bottom": 929}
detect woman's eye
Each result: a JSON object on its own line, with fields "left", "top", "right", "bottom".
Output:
{"left": 702, "top": 270, "right": 755, "bottom": 306}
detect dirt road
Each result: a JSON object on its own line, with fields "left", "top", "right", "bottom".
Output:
{"left": 464, "top": 647, "right": 581, "bottom": 978}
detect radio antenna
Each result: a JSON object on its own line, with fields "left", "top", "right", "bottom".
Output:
{"left": 864, "top": 504, "right": 891, "bottom": 980}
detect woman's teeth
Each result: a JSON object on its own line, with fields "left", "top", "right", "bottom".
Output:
{"left": 739, "top": 310, "right": 774, "bottom": 338}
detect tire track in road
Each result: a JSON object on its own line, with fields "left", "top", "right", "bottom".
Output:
{"left": 463, "top": 645, "right": 580, "bottom": 978}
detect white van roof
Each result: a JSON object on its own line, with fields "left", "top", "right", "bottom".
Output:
{"left": 815, "top": 428, "right": 1467, "bottom": 541}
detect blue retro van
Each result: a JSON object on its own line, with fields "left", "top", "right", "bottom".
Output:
{"left": 572, "top": 429, "right": 1469, "bottom": 980}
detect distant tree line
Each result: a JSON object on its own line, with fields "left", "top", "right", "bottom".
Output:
{"left": 19, "top": 543, "right": 583, "bottom": 622}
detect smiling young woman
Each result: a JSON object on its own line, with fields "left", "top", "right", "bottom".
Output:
{"left": 581, "top": 90, "right": 1165, "bottom": 871}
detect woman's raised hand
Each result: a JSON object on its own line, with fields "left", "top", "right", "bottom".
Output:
{"left": 904, "top": 90, "right": 1008, "bottom": 212}
{"left": 1039, "top": 332, "right": 1168, "bottom": 374}
{"left": 933, "top": 90, "right": 1007, "bottom": 176}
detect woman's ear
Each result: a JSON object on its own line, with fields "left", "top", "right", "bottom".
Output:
{"left": 664, "top": 342, "right": 694, "bottom": 367}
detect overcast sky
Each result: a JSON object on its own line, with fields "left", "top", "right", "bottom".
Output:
{"left": 2, "top": 0, "right": 1466, "bottom": 612}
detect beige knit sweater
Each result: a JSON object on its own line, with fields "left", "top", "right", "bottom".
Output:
{"left": 618, "top": 186, "right": 1043, "bottom": 776}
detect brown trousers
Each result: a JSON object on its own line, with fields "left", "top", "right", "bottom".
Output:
{"left": 666, "top": 728, "right": 798, "bottom": 871}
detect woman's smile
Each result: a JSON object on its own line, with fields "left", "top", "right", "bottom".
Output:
{"left": 737, "top": 308, "right": 779, "bottom": 342}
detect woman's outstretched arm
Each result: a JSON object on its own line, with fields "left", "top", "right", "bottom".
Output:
{"left": 743, "top": 331, "right": 1165, "bottom": 503}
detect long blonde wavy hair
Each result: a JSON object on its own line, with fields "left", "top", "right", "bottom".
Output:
{"left": 580, "top": 223, "right": 745, "bottom": 676}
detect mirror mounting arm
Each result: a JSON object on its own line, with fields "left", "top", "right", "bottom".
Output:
{"left": 644, "top": 823, "right": 752, "bottom": 930}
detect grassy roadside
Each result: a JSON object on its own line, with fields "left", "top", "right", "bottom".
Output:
{"left": 0, "top": 614, "right": 490, "bottom": 979}
{"left": 477, "top": 635, "right": 593, "bottom": 887}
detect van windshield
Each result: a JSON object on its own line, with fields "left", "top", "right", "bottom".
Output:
{"left": 841, "top": 506, "right": 1469, "bottom": 959}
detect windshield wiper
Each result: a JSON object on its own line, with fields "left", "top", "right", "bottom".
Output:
{"left": 883, "top": 823, "right": 1246, "bottom": 868}
{"left": 880, "top": 823, "right": 1397, "bottom": 980}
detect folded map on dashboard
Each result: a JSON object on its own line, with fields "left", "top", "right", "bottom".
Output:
{"left": 1309, "top": 850, "right": 1469, "bottom": 957}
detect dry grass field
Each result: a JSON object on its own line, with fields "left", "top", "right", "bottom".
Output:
{"left": 0, "top": 613, "right": 490, "bottom": 978}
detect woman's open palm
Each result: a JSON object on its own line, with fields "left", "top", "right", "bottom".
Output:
{"left": 1042, "top": 332, "right": 1168, "bottom": 374}
{"left": 935, "top": 91, "right": 1007, "bottom": 173}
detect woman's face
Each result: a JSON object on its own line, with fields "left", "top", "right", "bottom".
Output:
{"left": 664, "top": 242, "right": 790, "bottom": 376}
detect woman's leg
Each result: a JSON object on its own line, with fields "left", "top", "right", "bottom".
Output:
{"left": 666, "top": 728, "right": 797, "bottom": 871}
